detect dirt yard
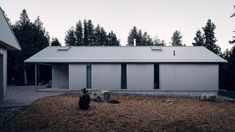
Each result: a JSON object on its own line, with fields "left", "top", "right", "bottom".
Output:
{"left": 3, "top": 95, "right": 235, "bottom": 132}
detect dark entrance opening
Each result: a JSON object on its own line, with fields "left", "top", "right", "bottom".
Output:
{"left": 0, "top": 54, "right": 4, "bottom": 101}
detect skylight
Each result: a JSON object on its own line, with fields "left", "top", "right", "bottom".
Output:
{"left": 57, "top": 46, "right": 71, "bottom": 51}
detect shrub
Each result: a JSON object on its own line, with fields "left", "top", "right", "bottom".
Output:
{"left": 107, "top": 99, "right": 120, "bottom": 104}
{"left": 79, "top": 88, "right": 91, "bottom": 110}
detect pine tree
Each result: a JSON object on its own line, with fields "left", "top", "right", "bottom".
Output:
{"left": 192, "top": 30, "right": 204, "bottom": 46}
{"left": 127, "top": 26, "right": 164, "bottom": 46}
{"left": 8, "top": 10, "right": 50, "bottom": 85}
{"left": 153, "top": 36, "right": 165, "bottom": 46}
{"left": 83, "top": 20, "right": 88, "bottom": 46}
{"left": 203, "top": 19, "right": 221, "bottom": 55}
{"left": 75, "top": 20, "right": 83, "bottom": 46}
{"left": 19, "top": 9, "right": 30, "bottom": 25}
{"left": 51, "top": 38, "right": 61, "bottom": 46}
{"left": 87, "top": 20, "right": 94, "bottom": 46}
{"left": 222, "top": 46, "right": 235, "bottom": 91}
{"left": 230, "top": 5, "right": 235, "bottom": 44}
{"left": 94, "top": 25, "right": 101, "bottom": 46}
{"left": 171, "top": 30, "right": 183, "bottom": 46}
{"left": 127, "top": 26, "right": 138, "bottom": 46}
{"left": 107, "top": 31, "right": 120, "bottom": 46}
{"left": 66, "top": 19, "right": 120, "bottom": 46}
{"left": 99, "top": 27, "right": 107, "bottom": 46}
{"left": 65, "top": 28, "right": 76, "bottom": 46}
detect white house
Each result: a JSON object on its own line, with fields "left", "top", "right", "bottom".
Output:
{"left": 25, "top": 46, "right": 226, "bottom": 96}
{"left": 0, "top": 7, "right": 21, "bottom": 102}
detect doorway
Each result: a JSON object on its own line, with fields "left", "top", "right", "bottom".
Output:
{"left": 0, "top": 54, "right": 3, "bottom": 101}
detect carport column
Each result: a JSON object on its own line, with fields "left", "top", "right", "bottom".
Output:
{"left": 35, "top": 64, "right": 37, "bottom": 86}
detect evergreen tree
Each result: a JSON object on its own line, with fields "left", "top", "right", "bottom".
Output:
{"left": 65, "top": 19, "right": 120, "bottom": 46}
{"left": 171, "top": 30, "right": 183, "bottom": 46}
{"left": 8, "top": 10, "right": 50, "bottom": 85}
{"left": 75, "top": 20, "right": 83, "bottom": 46}
{"left": 19, "top": 9, "right": 30, "bottom": 25}
{"left": 94, "top": 25, "right": 101, "bottom": 46}
{"left": 87, "top": 20, "right": 95, "bottom": 46}
{"left": 83, "top": 20, "right": 88, "bottom": 46}
{"left": 99, "top": 27, "right": 107, "bottom": 46}
{"left": 107, "top": 31, "right": 120, "bottom": 46}
{"left": 153, "top": 36, "right": 166, "bottom": 46}
{"left": 203, "top": 19, "right": 221, "bottom": 55}
{"left": 65, "top": 28, "right": 76, "bottom": 46}
{"left": 127, "top": 26, "right": 138, "bottom": 46}
{"left": 230, "top": 5, "right": 235, "bottom": 44}
{"left": 51, "top": 38, "right": 61, "bottom": 46}
{"left": 127, "top": 26, "right": 163, "bottom": 46}
{"left": 192, "top": 30, "right": 204, "bottom": 46}
{"left": 222, "top": 46, "right": 235, "bottom": 91}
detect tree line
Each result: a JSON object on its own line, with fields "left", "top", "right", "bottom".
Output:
{"left": 65, "top": 20, "right": 120, "bottom": 46}
{"left": 4, "top": 7, "right": 235, "bottom": 91}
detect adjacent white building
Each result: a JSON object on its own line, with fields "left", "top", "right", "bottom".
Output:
{"left": 25, "top": 46, "right": 226, "bottom": 96}
{"left": 0, "top": 7, "right": 21, "bottom": 102}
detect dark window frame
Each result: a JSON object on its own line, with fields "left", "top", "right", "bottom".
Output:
{"left": 154, "top": 64, "right": 160, "bottom": 89}
{"left": 121, "top": 63, "right": 127, "bottom": 89}
{"left": 86, "top": 64, "right": 92, "bottom": 88}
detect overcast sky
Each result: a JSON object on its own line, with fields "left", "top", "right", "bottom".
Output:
{"left": 0, "top": 0, "right": 234, "bottom": 51}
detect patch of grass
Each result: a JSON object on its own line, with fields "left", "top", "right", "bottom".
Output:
{"left": 218, "top": 91, "right": 235, "bottom": 99}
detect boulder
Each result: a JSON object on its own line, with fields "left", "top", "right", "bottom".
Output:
{"left": 199, "top": 94, "right": 217, "bottom": 101}
{"left": 101, "top": 90, "right": 111, "bottom": 101}
{"left": 90, "top": 90, "right": 111, "bottom": 102}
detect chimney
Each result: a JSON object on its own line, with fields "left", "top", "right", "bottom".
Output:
{"left": 133, "top": 39, "right": 136, "bottom": 46}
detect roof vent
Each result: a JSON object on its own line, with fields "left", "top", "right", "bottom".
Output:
{"left": 150, "top": 46, "right": 162, "bottom": 51}
{"left": 57, "top": 46, "right": 71, "bottom": 51}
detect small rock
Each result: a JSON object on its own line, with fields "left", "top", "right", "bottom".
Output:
{"left": 166, "top": 99, "right": 172, "bottom": 103}
{"left": 94, "top": 95, "right": 103, "bottom": 102}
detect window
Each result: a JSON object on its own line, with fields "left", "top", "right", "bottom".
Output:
{"left": 86, "top": 64, "right": 92, "bottom": 88}
{"left": 121, "top": 64, "right": 127, "bottom": 89}
{"left": 154, "top": 64, "right": 159, "bottom": 89}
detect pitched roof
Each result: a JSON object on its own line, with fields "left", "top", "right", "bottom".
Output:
{"left": 25, "top": 46, "right": 226, "bottom": 63}
{"left": 0, "top": 7, "right": 21, "bottom": 50}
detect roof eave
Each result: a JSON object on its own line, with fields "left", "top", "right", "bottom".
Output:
{"left": 0, "top": 7, "right": 21, "bottom": 51}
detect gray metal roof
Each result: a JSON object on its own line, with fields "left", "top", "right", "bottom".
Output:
{"left": 0, "top": 7, "right": 21, "bottom": 50}
{"left": 25, "top": 46, "right": 227, "bottom": 63}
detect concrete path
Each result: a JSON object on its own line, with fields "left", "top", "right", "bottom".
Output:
{"left": 0, "top": 86, "right": 65, "bottom": 107}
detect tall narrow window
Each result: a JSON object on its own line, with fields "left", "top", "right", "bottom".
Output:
{"left": 154, "top": 64, "right": 159, "bottom": 89}
{"left": 86, "top": 64, "right": 92, "bottom": 88}
{"left": 121, "top": 64, "right": 127, "bottom": 89}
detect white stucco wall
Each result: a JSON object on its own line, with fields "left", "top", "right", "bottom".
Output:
{"left": 127, "top": 64, "right": 154, "bottom": 90}
{"left": 92, "top": 64, "right": 121, "bottom": 90}
{"left": 52, "top": 64, "right": 69, "bottom": 88}
{"left": 159, "top": 64, "right": 219, "bottom": 91}
{"left": 69, "top": 64, "right": 86, "bottom": 90}
{"left": 0, "top": 47, "right": 7, "bottom": 101}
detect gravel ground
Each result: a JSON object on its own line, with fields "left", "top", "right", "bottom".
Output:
{"left": 2, "top": 95, "right": 235, "bottom": 132}
{"left": 0, "top": 106, "right": 27, "bottom": 130}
